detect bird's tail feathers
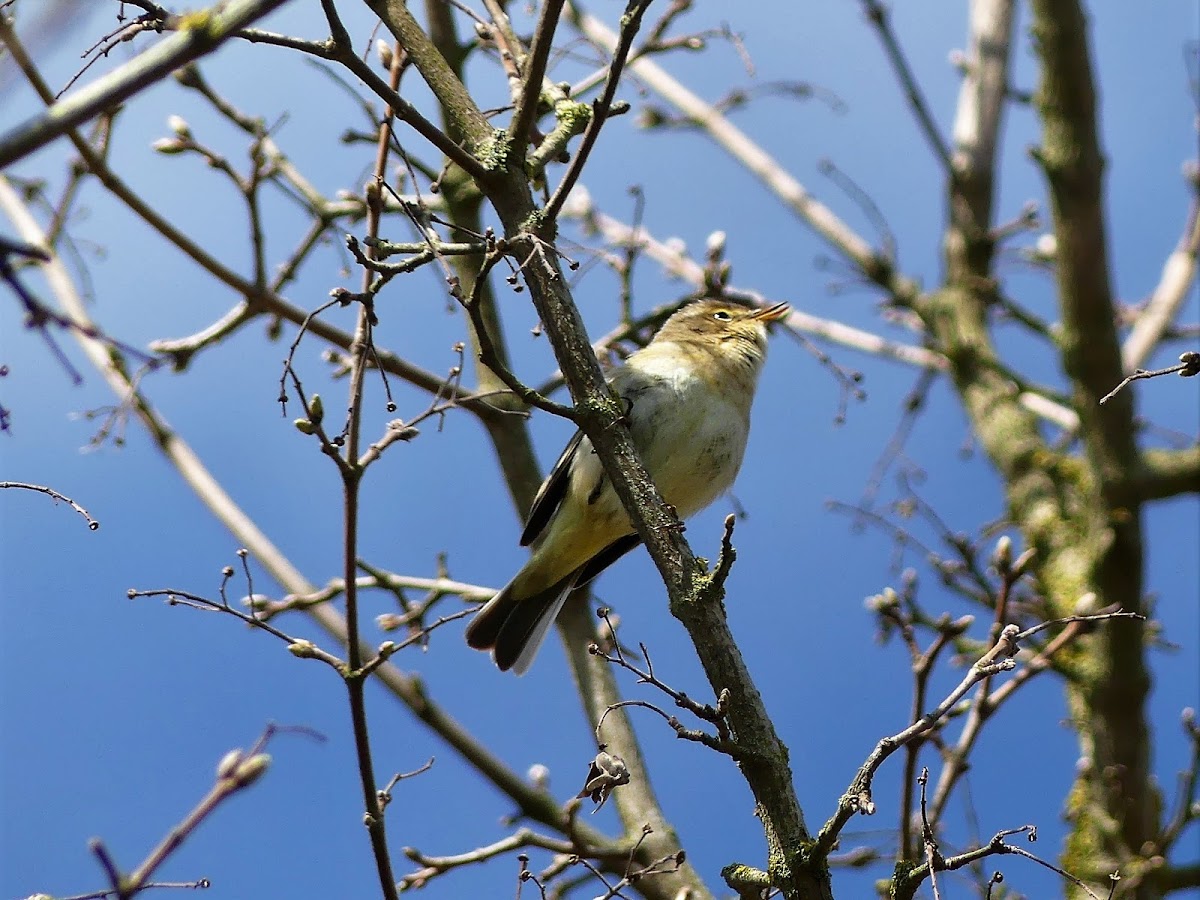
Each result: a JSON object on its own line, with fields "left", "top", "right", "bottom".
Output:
{"left": 465, "top": 570, "right": 576, "bottom": 675}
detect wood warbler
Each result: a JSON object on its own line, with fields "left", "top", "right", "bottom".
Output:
{"left": 465, "top": 299, "right": 789, "bottom": 674}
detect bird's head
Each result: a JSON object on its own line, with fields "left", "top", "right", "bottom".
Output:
{"left": 651, "top": 299, "right": 790, "bottom": 372}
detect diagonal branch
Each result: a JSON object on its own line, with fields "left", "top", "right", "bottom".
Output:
{"left": 365, "top": 0, "right": 494, "bottom": 151}
{"left": 0, "top": 0, "right": 294, "bottom": 167}
{"left": 561, "top": 190, "right": 1082, "bottom": 429}
{"left": 506, "top": 0, "right": 568, "bottom": 153}
{"left": 860, "top": 0, "right": 952, "bottom": 172}
{"left": 544, "top": 0, "right": 654, "bottom": 222}
{"left": 318, "top": 0, "right": 492, "bottom": 182}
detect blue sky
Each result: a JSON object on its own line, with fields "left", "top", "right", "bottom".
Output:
{"left": 2, "top": 2, "right": 1198, "bottom": 899}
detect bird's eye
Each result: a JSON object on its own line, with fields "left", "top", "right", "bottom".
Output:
{"left": 712, "top": 309, "right": 732, "bottom": 321}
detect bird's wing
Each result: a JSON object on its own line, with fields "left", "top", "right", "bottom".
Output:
{"left": 520, "top": 429, "right": 584, "bottom": 547}
{"left": 573, "top": 534, "right": 642, "bottom": 588}
{"left": 520, "top": 364, "right": 655, "bottom": 548}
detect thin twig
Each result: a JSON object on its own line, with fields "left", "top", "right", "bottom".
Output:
{"left": 81, "top": 725, "right": 307, "bottom": 900}
{"left": 544, "top": 0, "right": 654, "bottom": 222}
{"left": 0, "top": 481, "right": 99, "bottom": 530}
{"left": 507, "top": 0, "right": 568, "bottom": 152}
{"left": 859, "top": 0, "right": 953, "bottom": 172}
{"left": 1099, "top": 351, "right": 1200, "bottom": 404}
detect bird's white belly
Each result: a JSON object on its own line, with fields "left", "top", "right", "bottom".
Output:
{"left": 624, "top": 364, "right": 751, "bottom": 519}
{"left": 544, "top": 353, "right": 756, "bottom": 574}
{"left": 528, "top": 333, "right": 765, "bottom": 590}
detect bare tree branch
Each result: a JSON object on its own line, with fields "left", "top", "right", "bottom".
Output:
{"left": 0, "top": 480, "right": 100, "bottom": 530}
{"left": 0, "top": 0, "right": 294, "bottom": 167}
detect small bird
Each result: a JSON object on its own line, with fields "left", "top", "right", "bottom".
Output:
{"left": 465, "top": 299, "right": 789, "bottom": 674}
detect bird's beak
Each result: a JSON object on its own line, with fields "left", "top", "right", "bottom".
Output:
{"left": 750, "top": 302, "right": 790, "bottom": 323}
